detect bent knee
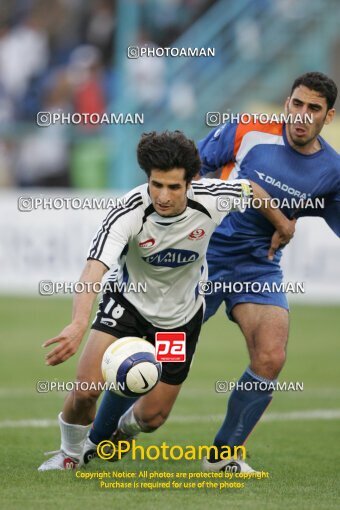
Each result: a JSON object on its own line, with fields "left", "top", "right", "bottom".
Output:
{"left": 138, "top": 411, "right": 170, "bottom": 432}
{"left": 72, "top": 386, "right": 101, "bottom": 406}
{"left": 251, "top": 348, "right": 286, "bottom": 378}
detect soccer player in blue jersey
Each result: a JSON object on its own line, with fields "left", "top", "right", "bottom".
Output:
{"left": 82, "top": 72, "right": 338, "bottom": 473}
{"left": 198, "top": 71, "right": 340, "bottom": 472}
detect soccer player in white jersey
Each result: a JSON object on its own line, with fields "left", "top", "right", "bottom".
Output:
{"left": 38, "top": 131, "right": 294, "bottom": 471}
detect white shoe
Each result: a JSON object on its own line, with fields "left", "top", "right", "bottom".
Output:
{"left": 38, "top": 450, "right": 79, "bottom": 471}
{"left": 202, "top": 456, "right": 257, "bottom": 473}
{"left": 82, "top": 437, "right": 98, "bottom": 466}
{"left": 107, "top": 428, "right": 136, "bottom": 462}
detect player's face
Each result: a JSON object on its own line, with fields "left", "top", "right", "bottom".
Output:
{"left": 285, "top": 85, "right": 335, "bottom": 153}
{"left": 149, "top": 168, "right": 189, "bottom": 217}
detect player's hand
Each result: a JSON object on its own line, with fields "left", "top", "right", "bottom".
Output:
{"left": 42, "top": 322, "right": 87, "bottom": 366}
{"left": 268, "top": 219, "right": 296, "bottom": 260}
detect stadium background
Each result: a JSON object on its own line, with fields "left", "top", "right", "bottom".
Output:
{"left": 1, "top": 1, "right": 339, "bottom": 509}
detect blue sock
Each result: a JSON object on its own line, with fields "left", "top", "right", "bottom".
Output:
{"left": 89, "top": 390, "right": 138, "bottom": 444}
{"left": 210, "top": 367, "right": 275, "bottom": 461}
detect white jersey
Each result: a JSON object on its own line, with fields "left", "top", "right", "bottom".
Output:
{"left": 88, "top": 178, "right": 253, "bottom": 328}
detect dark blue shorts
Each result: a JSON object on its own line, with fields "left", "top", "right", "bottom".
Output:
{"left": 204, "top": 256, "right": 289, "bottom": 322}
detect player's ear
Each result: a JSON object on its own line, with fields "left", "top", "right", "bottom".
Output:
{"left": 284, "top": 97, "right": 290, "bottom": 115}
{"left": 324, "top": 108, "right": 335, "bottom": 125}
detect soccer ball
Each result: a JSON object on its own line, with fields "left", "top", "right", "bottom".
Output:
{"left": 101, "top": 337, "right": 162, "bottom": 397}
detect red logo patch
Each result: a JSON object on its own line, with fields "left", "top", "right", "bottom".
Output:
{"left": 155, "top": 332, "right": 186, "bottom": 362}
{"left": 139, "top": 238, "right": 155, "bottom": 248}
{"left": 188, "top": 229, "right": 205, "bottom": 240}
{"left": 63, "top": 457, "right": 78, "bottom": 470}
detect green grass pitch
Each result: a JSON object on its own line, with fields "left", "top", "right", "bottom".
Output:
{"left": 1, "top": 297, "right": 339, "bottom": 510}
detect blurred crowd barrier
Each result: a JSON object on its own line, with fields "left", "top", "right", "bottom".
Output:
{"left": 0, "top": 0, "right": 214, "bottom": 189}
{"left": 1, "top": 0, "right": 338, "bottom": 190}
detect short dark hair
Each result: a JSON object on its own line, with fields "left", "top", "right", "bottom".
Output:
{"left": 291, "top": 72, "right": 338, "bottom": 110}
{"left": 137, "top": 131, "right": 201, "bottom": 183}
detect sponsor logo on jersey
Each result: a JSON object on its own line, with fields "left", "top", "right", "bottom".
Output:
{"left": 254, "top": 170, "right": 310, "bottom": 199}
{"left": 139, "top": 238, "right": 155, "bottom": 248}
{"left": 188, "top": 228, "right": 205, "bottom": 240}
{"left": 142, "top": 248, "right": 199, "bottom": 267}
{"left": 155, "top": 332, "right": 186, "bottom": 362}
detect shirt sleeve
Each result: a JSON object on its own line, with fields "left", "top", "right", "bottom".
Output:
{"left": 191, "top": 178, "right": 253, "bottom": 225}
{"left": 198, "top": 122, "right": 238, "bottom": 175}
{"left": 87, "top": 191, "right": 144, "bottom": 269}
{"left": 294, "top": 192, "right": 340, "bottom": 237}
{"left": 321, "top": 195, "right": 340, "bottom": 237}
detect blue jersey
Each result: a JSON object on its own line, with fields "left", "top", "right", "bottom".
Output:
{"left": 198, "top": 120, "right": 340, "bottom": 263}
{"left": 198, "top": 119, "right": 340, "bottom": 321}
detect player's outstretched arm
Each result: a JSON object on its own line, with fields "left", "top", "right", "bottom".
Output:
{"left": 42, "top": 259, "right": 107, "bottom": 366}
{"left": 249, "top": 180, "right": 296, "bottom": 259}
